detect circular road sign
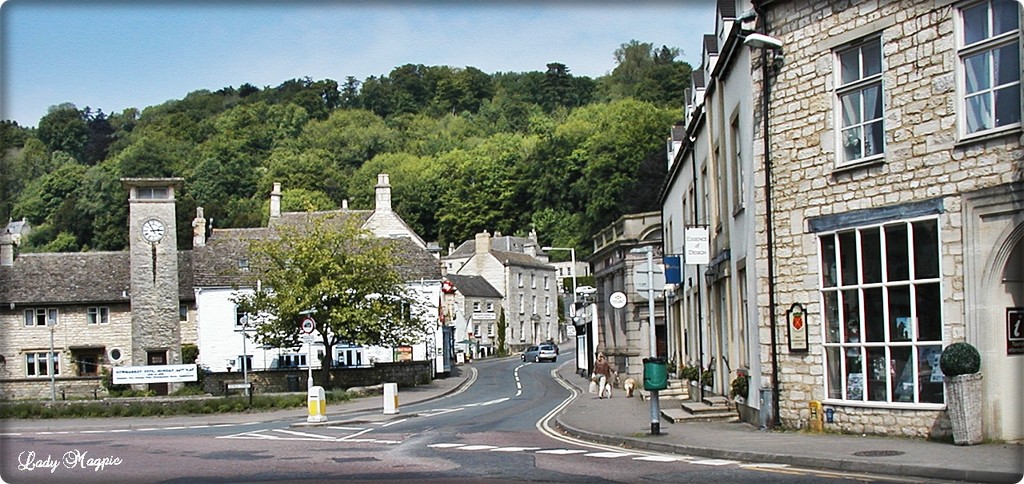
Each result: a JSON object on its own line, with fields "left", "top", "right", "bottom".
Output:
{"left": 609, "top": 291, "right": 627, "bottom": 309}
{"left": 301, "top": 316, "right": 315, "bottom": 334}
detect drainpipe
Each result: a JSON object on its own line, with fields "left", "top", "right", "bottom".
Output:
{"left": 754, "top": 1, "right": 781, "bottom": 429}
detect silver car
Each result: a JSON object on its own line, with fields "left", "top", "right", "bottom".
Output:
{"left": 522, "top": 344, "right": 558, "bottom": 362}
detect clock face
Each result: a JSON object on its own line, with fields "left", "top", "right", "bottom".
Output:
{"left": 141, "top": 219, "right": 165, "bottom": 242}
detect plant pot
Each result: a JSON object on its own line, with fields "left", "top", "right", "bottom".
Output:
{"left": 945, "top": 373, "right": 983, "bottom": 445}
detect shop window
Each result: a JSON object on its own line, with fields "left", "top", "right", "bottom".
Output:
{"left": 820, "top": 217, "right": 944, "bottom": 406}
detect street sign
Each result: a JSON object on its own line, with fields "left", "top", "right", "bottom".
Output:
{"left": 609, "top": 291, "right": 627, "bottom": 309}
{"left": 633, "top": 263, "right": 666, "bottom": 291}
{"left": 301, "top": 316, "right": 315, "bottom": 334}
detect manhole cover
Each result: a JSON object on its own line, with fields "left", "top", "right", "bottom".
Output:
{"left": 852, "top": 450, "right": 905, "bottom": 457}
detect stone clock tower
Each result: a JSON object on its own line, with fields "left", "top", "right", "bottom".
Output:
{"left": 122, "top": 178, "right": 183, "bottom": 394}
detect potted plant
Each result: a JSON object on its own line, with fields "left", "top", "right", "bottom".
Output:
{"left": 939, "top": 341, "right": 983, "bottom": 445}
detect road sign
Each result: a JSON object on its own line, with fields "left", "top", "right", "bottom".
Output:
{"left": 609, "top": 291, "right": 627, "bottom": 309}
{"left": 301, "top": 316, "right": 315, "bottom": 334}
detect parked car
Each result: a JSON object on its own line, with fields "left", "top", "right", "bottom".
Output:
{"left": 522, "top": 344, "right": 558, "bottom": 363}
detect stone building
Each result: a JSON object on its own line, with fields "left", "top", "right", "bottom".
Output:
{"left": 587, "top": 212, "right": 666, "bottom": 383}
{"left": 439, "top": 273, "right": 503, "bottom": 359}
{"left": 445, "top": 231, "right": 559, "bottom": 353}
{"left": 747, "top": 0, "right": 1022, "bottom": 441}
{"left": 661, "top": 0, "right": 764, "bottom": 424}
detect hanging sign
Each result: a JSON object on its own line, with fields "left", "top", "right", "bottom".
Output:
{"left": 787, "top": 303, "right": 808, "bottom": 352}
{"left": 685, "top": 227, "right": 710, "bottom": 265}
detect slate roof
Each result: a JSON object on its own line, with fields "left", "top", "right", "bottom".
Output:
{"left": 0, "top": 251, "right": 194, "bottom": 305}
{"left": 443, "top": 274, "right": 502, "bottom": 298}
{"left": 491, "top": 249, "right": 554, "bottom": 270}
{"left": 192, "top": 224, "right": 440, "bottom": 288}
{"left": 704, "top": 34, "right": 719, "bottom": 55}
{"left": 447, "top": 235, "right": 536, "bottom": 258}
{"left": 718, "top": 0, "right": 737, "bottom": 19}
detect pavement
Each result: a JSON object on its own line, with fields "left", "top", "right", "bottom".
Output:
{"left": 3, "top": 361, "right": 1022, "bottom": 483}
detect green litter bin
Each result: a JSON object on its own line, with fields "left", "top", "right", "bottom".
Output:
{"left": 643, "top": 357, "right": 668, "bottom": 391}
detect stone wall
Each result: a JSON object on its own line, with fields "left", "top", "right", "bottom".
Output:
{"left": 202, "top": 361, "right": 434, "bottom": 395}
{"left": 1, "top": 377, "right": 105, "bottom": 401}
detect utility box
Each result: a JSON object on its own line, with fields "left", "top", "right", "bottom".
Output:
{"left": 643, "top": 357, "right": 668, "bottom": 391}
{"left": 809, "top": 400, "right": 823, "bottom": 432}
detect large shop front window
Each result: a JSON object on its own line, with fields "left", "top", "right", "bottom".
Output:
{"left": 819, "top": 218, "right": 943, "bottom": 406}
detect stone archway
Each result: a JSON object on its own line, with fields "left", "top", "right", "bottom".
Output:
{"left": 964, "top": 183, "right": 1024, "bottom": 443}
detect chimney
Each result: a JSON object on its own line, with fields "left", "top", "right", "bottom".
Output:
{"left": 192, "top": 207, "right": 208, "bottom": 248}
{"left": 0, "top": 233, "right": 14, "bottom": 267}
{"left": 375, "top": 173, "right": 392, "bottom": 212}
{"left": 525, "top": 242, "right": 537, "bottom": 258}
{"left": 474, "top": 230, "right": 491, "bottom": 255}
{"left": 269, "top": 182, "right": 282, "bottom": 219}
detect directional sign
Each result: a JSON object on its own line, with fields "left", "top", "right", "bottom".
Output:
{"left": 301, "top": 316, "right": 315, "bottom": 334}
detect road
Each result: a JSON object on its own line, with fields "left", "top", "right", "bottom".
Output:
{"left": 1, "top": 354, "right": 926, "bottom": 483}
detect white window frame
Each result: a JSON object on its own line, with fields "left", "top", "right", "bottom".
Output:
{"left": 87, "top": 306, "right": 109, "bottom": 325}
{"left": 955, "top": 0, "right": 1022, "bottom": 138}
{"left": 24, "top": 308, "right": 57, "bottom": 327}
{"left": 235, "top": 307, "right": 249, "bottom": 327}
{"left": 819, "top": 216, "right": 944, "bottom": 409}
{"left": 25, "top": 351, "right": 59, "bottom": 377}
{"left": 834, "top": 35, "right": 885, "bottom": 167}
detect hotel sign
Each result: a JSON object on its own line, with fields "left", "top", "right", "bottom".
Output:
{"left": 113, "top": 364, "right": 198, "bottom": 384}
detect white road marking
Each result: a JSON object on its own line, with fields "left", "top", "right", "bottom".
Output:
{"left": 428, "top": 443, "right": 465, "bottom": 448}
{"left": 327, "top": 426, "right": 368, "bottom": 431}
{"left": 633, "top": 455, "right": 681, "bottom": 462}
{"left": 536, "top": 449, "right": 589, "bottom": 455}
{"left": 338, "top": 428, "right": 374, "bottom": 440}
{"left": 380, "top": 419, "right": 407, "bottom": 427}
{"left": 462, "top": 397, "right": 510, "bottom": 407}
{"left": 585, "top": 451, "right": 634, "bottom": 459}
{"left": 490, "top": 447, "right": 541, "bottom": 452}
{"left": 272, "top": 429, "right": 336, "bottom": 440}
{"left": 458, "top": 445, "right": 499, "bottom": 451}
{"left": 692, "top": 459, "right": 738, "bottom": 466}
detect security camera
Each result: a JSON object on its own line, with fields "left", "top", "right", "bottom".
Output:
{"left": 744, "top": 33, "right": 784, "bottom": 50}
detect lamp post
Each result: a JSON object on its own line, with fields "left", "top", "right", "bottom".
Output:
{"left": 631, "top": 246, "right": 661, "bottom": 435}
{"left": 541, "top": 246, "right": 577, "bottom": 320}
{"left": 240, "top": 315, "right": 251, "bottom": 406}
{"left": 48, "top": 316, "right": 56, "bottom": 402}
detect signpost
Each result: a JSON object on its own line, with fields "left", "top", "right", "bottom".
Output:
{"left": 301, "top": 316, "right": 315, "bottom": 389}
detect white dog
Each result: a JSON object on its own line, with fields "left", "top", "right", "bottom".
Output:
{"left": 623, "top": 377, "right": 637, "bottom": 398}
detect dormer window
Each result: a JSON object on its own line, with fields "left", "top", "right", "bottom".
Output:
{"left": 238, "top": 258, "right": 250, "bottom": 271}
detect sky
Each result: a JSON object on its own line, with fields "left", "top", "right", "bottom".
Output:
{"left": 1, "top": 1, "right": 717, "bottom": 127}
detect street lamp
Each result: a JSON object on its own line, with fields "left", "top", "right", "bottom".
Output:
{"left": 630, "top": 245, "right": 661, "bottom": 435}
{"left": 48, "top": 316, "right": 56, "bottom": 402}
{"left": 239, "top": 314, "right": 251, "bottom": 406}
{"left": 541, "top": 246, "right": 577, "bottom": 318}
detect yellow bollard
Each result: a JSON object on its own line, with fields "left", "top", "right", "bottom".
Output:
{"left": 809, "top": 400, "right": 823, "bottom": 432}
{"left": 307, "top": 386, "right": 327, "bottom": 423}
{"left": 383, "top": 382, "right": 399, "bottom": 415}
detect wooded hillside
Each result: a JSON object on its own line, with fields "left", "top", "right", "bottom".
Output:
{"left": 0, "top": 41, "right": 690, "bottom": 260}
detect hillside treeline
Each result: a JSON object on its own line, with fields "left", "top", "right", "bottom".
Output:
{"left": 0, "top": 41, "right": 689, "bottom": 258}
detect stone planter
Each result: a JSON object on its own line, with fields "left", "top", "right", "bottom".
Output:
{"left": 945, "top": 373, "right": 983, "bottom": 445}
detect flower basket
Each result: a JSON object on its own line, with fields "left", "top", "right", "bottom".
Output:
{"left": 944, "top": 373, "right": 983, "bottom": 445}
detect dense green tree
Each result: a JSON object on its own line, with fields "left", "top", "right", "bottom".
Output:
{"left": 296, "top": 109, "right": 395, "bottom": 170}
{"left": 258, "top": 148, "right": 347, "bottom": 206}
{"left": 36, "top": 104, "right": 89, "bottom": 162}
{"left": 233, "top": 214, "right": 424, "bottom": 387}
{"left": 598, "top": 40, "right": 691, "bottom": 108}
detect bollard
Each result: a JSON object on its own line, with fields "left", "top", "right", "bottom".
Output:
{"left": 383, "top": 382, "right": 399, "bottom": 415}
{"left": 809, "top": 400, "right": 823, "bottom": 432}
{"left": 307, "top": 385, "right": 327, "bottom": 423}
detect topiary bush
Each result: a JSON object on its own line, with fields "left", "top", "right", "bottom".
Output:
{"left": 939, "top": 342, "right": 981, "bottom": 376}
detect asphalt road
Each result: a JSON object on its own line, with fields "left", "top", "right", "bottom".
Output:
{"left": 0, "top": 355, "right": 922, "bottom": 483}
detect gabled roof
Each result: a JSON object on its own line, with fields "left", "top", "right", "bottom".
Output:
{"left": 0, "top": 251, "right": 194, "bottom": 305}
{"left": 444, "top": 274, "right": 502, "bottom": 298}
{"left": 192, "top": 226, "right": 440, "bottom": 288}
